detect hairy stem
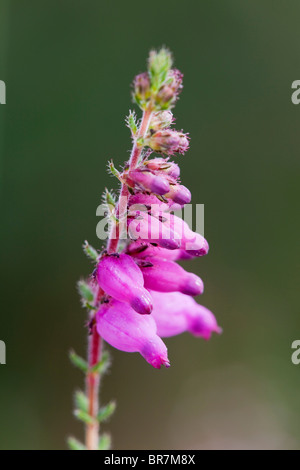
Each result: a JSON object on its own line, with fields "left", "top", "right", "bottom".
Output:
{"left": 85, "top": 107, "right": 152, "bottom": 450}
{"left": 107, "top": 107, "right": 153, "bottom": 254}
{"left": 85, "top": 322, "right": 102, "bottom": 450}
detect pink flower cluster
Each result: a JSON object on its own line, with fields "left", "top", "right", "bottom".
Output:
{"left": 91, "top": 50, "right": 221, "bottom": 369}
{"left": 95, "top": 155, "right": 221, "bottom": 368}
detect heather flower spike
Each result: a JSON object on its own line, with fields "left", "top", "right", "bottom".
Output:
{"left": 72, "top": 47, "right": 220, "bottom": 451}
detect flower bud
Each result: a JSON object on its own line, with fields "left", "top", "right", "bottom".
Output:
{"left": 165, "top": 184, "right": 191, "bottom": 205}
{"left": 164, "top": 213, "right": 209, "bottom": 255}
{"left": 96, "top": 300, "right": 170, "bottom": 368}
{"left": 128, "top": 169, "right": 170, "bottom": 195}
{"left": 144, "top": 158, "right": 180, "bottom": 179}
{"left": 148, "top": 48, "right": 173, "bottom": 86}
{"left": 155, "top": 69, "right": 183, "bottom": 108}
{"left": 150, "top": 291, "right": 222, "bottom": 340}
{"left": 133, "top": 72, "right": 151, "bottom": 108}
{"left": 163, "top": 162, "right": 180, "bottom": 179}
{"left": 149, "top": 111, "right": 174, "bottom": 131}
{"left": 140, "top": 258, "right": 204, "bottom": 296}
{"left": 176, "top": 133, "right": 190, "bottom": 154}
{"left": 147, "top": 130, "right": 189, "bottom": 155}
{"left": 183, "top": 234, "right": 209, "bottom": 257}
{"left": 97, "top": 253, "right": 152, "bottom": 314}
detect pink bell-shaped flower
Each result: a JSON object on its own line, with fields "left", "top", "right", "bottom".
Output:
{"left": 96, "top": 253, "right": 153, "bottom": 315}
{"left": 150, "top": 291, "right": 222, "bottom": 340}
{"left": 96, "top": 299, "right": 170, "bottom": 368}
{"left": 163, "top": 213, "right": 209, "bottom": 256}
{"left": 139, "top": 258, "right": 204, "bottom": 296}
{"left": 128, "top": 169, "right": 170, "bottom": 196}
{"left": 165, "top": 184, "right": 191, "bottom": 205}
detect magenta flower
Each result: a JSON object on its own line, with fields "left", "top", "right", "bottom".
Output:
{"left": 150, "top": 291, "right": 222, "bottom": 340}
{"left": 163, "top": 213, "right": 209, "bottom": 255}
{"left": 165, "top": 183, "right": 191, "bottom": 205}
{"left": 128, "top": 168, "right": 170, "bottom": 195}
{"left": 96, "top": 299, "right": 170, "bottom": 368}
{"left": 96, "top": 253, "right": 153, "bottom": 314}
{"left": 139, "top": 258, "right": 204, "bottom": 296}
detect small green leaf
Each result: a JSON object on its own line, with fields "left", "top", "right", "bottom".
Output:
{"left": 97, "top": 401, "right": 116, "bottom": 423}
{"left": 105, "top": 188, "right": 116, "bottom": 207}
{"left": 90, "top": 351, "right": 111, "bottom": 374}
{"left": 126, "top": 110, "right": 138, "bottom": 135}
{"left": 82, "top": 241, "right": 99, "bottom": 262}
{"left": 107, "top": 160, "right": 121, "bottom": 179}
{"left": 69, "top": 350, "right": 89, "bottom": 373}
{"left": 68, "top": 437, "right": 87, "bottom": 451}
{"left": 74, "top": 409, "right": 95, "bottom": 425}
{"left": 98, "top": 433, "right": 111, "bottom": 450}
{"left": 75, "top": 390, "right": 89, "bottom": 413}
{"left": 77, "top": 280, "right": 94, "bottom": 303}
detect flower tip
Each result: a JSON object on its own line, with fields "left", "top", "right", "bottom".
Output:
{"left": 130, "top": 291, "right": 153, "bottom": 315}
{"left": 184, "top": 236, "right": 209, "bottom": 257}
{"left": 167, "top": 184, "right": 191, "bottom": 205}
{"left": 181, "top": 274, "right": 204, "bottom": 296}
{"left": 151, "top": 176, "right": 170, "bottom": 195}
{"left": 202, "top": 325, "right": 222, "bottom": 341}
{"left": 150, "top": 356, "right": 170, "bottom": 369}
{"left": 141, "top": 336, "right": 169, "bottom": 369}
{"left": 201, "top": 239, "right": 210, "bottom": 255}
{"left": 189, "top": 307, "right": 221, "bottom": 340}
{"left": 164, "top": 359, "right": 171, "bottom": 368}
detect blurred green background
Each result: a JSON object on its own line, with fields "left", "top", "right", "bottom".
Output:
{"left": 0, "top": 0, "right": 299, "bottom": 450}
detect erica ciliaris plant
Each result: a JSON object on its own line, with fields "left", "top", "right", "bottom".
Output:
{"left": 69, "top": 48, "right": 221, "bottom": 450}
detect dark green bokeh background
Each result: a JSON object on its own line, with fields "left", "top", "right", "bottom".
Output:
{"left": 0, "top": 1, "right": 299, "bottom": 450}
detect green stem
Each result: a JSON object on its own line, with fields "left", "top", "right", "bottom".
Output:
{"left": 85, "top": 322, "right": 102, "bottom": 450}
